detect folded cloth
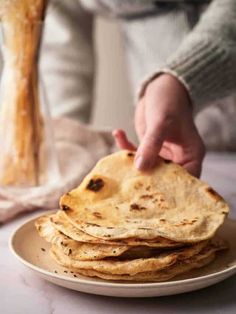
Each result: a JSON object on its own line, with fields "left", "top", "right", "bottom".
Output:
{"left": 0, "top": 118, "right": 115, "bottom": 223}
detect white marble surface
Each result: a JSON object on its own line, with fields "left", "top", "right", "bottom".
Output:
{"left": 1, "top": 152, "right": 236, "bottom": 314}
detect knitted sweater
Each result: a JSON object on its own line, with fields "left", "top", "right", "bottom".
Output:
{"left": 81, "top": 0, "right": 236, "bottom": 112}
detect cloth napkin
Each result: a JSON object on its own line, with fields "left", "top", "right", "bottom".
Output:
{"left": 0, "top": 118, "right": 115, "bottom": 223}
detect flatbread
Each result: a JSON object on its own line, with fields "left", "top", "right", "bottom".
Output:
{"left": 50, "top": 240, "right": 211, "bottom": 275}
{"left": 36, "top": 215, "right": 166, "bottom": 260}
{"left": 35, "top": 215, "right": 129, "bottom": 260}
{"left": 35, "top": 215, "right": 62, "bottom": 244}
{"left": 74, "top": 250, "right": 216, "bottom": 282}
{"left": 60, "top": 150, "right": 229, "bottom": 242}
{"left": 51, "top": 211, "right": 183, "bottom": 248}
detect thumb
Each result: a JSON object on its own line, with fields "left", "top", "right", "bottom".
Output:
{"left": 112, "top": 129, "right": 137, "bottom": 151}
{"left": 135, "top": 120, "right": 166, "bottom": 171}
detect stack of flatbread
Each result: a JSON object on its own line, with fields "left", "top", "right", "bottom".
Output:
{"left": 36, "top": 150, "right": 229, "bottom": 282}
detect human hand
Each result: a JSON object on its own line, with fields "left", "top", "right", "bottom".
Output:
{"left": 113, "top": 74, "right": 205, "bottom": 177}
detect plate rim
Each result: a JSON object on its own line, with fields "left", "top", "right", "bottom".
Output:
{"left": 9, "top": 212, "right": 236, "bottom": 289}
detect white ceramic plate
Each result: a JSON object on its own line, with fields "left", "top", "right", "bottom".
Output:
{"left": 10, "top": 214, "right": 236, "bottom": 298}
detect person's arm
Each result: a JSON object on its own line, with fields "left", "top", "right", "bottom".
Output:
{"left": 139, "top": 0, "right": 236, "bottom": 112}
{"left": 115, "top": 0, "right": 236, "bottom": 176}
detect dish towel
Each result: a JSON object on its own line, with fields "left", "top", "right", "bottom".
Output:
{"left": 0, "top": 118, "right": 115, "bottom": 223}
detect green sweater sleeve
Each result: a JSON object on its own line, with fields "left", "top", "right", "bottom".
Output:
{"left": 140, "top": 0, "right": 236, "bottom": 112}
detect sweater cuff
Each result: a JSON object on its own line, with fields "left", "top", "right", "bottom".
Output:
{"left": 138, "top": 38, "right": 235, "bottom": 113}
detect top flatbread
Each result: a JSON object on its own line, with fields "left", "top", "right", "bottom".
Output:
{"left": 60, "top": 150, "right": 229, "bottom": 242}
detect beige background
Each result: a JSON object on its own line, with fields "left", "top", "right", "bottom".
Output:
{"left": 92, "top": 17, "right": 137, "bottom": 142}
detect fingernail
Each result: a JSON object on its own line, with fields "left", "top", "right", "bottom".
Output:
{"left": 135, "top": 156, "right": 148, "bottom": 170}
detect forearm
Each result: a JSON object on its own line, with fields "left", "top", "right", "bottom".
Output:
{"left": 139, "top": 0, "right": 236, "bottom": 112}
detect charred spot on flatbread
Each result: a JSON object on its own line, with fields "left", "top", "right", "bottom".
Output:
{"left": 86, "top": 222, "right": 101, "bottom": 227}
{"left": 92, "top": 212, "right": 103, "bottom": 219}
{"left": 127, "top": 152, "right": 135, "bottom": 157}
{"left": 206, "top": 187, "right": 224, "bottom": 201}
{"left": 130, "top": 203, "right": 146, "bottom": 211}
{"left": 140, "top": 194, "right": 153, "bottom": 200}
{"left": 86, "top": 178, "right": 104, "bottom": 192}
{"left": 61, "top": 205, "right": 72, "bottom": 212}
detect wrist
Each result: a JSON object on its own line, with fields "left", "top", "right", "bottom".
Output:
{"left": 145, "top": 73, "right": 193, "bottom": 113}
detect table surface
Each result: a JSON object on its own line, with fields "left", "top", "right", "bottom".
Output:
{"left": 1, "top": 153, "right": 236, "bottom": 314}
